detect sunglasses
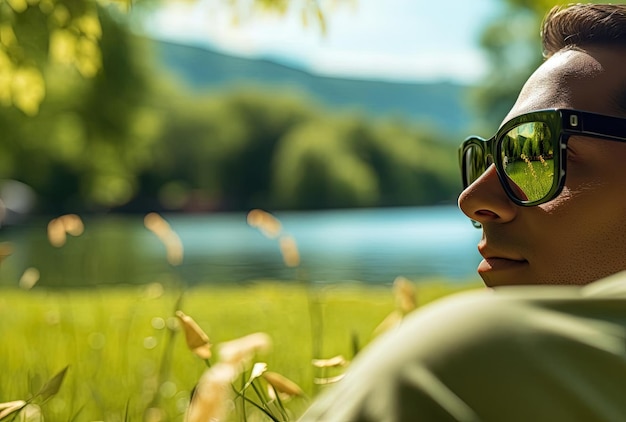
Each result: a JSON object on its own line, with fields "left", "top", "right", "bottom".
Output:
{"left": 459, "top": 109, "right": 626, "bottom": 208}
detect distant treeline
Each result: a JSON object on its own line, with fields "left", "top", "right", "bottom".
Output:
{"left": 138, "top": 88, "right": 461, "bottom": 212}
{"left": 0, "top": 11, "right": 461, "bottom": 215}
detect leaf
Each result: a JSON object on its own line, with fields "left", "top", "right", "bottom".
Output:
{"left": 34, "top": 366, "right": 69, "bottom": 403}
{"left": 11, "top": 66, "right": 45, "bottom": 116}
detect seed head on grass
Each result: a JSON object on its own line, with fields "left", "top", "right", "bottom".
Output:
{"left": 186, "top": 363, "right": 238, "bottom": 422}
{"left": 218, "top": 332, "right": 272, "bottom": 367}
{"left": 263, "top": 371, "right": 304, "bottom": 398}
{"left": 18, "top": 267, "right": 40, "bottom": 290}
{"left": 144, "top": 212, "right": 184, "bottom": 266}
{"left": 175, "top": 311, "right": 212, "bottom": 360}
{"left": 47, "top": 214, "right": 84, "bottom": 247}
{"left": 279, "top": 235, "right": 300, "bottom": 268}
{"left": 312, "top": 355, "right": 348, "bottom": 368}
{"left": 374, "top": 276, "right": 418, "bottom": 336}
{"left": 59, "top": 214, "right": 84, "bottom": 236}
{"left": 313, "top": 374, "right": 345, "bottom": 385}
{"left": 0, "top": 241, "right": 13, "bottom": 265}
{"left": 312, "top": 355, "right": 349, "bottom": 386}
{"left": 393, "top": 276, "right": 417, "bottom": 315}
{"left": 16, "top": 404, "right": 42, "bottom": 422}
{"left": 0, "top": 400, "right": 26, "bottom": 419}
{"left": 47, "top": 218, "right": 66, "bottom": 247}
{"left": 247, "top": 209, "right": 282, "bottom": 239}
{"left": 373, "top": 310, "right": 403, "bottom": 337}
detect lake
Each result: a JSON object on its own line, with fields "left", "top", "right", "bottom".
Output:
{"left": 0, "top": 206, "right": 483, "bottom": 288}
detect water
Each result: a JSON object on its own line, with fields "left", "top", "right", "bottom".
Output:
{"left": 0, "top": 206, "right": 483, "bottom": 288}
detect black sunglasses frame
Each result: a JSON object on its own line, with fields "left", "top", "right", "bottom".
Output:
{"left": 459, "top": 108, "right": 626, "bottom": 207}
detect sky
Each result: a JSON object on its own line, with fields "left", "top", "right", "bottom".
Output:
{"left": 143, "top": 0, "right": 502, "bottom": 84}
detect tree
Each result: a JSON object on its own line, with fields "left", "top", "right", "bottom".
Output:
{"left": 0, "top": 0, "right": 338, "bottom": 212}
{"left": 0, "top": 0, "right": 331, "bottom": 116}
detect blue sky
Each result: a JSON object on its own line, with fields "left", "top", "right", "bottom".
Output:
{"left": 144, "top": 0, "right": 502, "bottom": 84}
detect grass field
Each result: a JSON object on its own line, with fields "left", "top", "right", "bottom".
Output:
{"left": 0, "top": 279, "right": 479, "bottom": 421}
{"left": 504, "top": 157, "right": 554, "bottom": 201}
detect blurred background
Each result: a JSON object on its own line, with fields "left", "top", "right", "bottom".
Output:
{"left": 0, "top": 0, "right": 583, "bottom": 288}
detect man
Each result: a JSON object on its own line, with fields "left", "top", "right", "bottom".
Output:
{"left": 299, "top": 4, "right": 626, "bottom": 421}
{"left": 458, "top": 3, "right": 626, "bottom": 287}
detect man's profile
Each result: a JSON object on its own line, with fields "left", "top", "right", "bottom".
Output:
{"left": 299, "top": 4, "right": 626, "bottom": 421}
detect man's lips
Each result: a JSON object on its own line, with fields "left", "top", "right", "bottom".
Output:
{"left": 477, "top": 256, "right": 529, "bottom": 273}
{"left": 477, "top": 245, "right": 528, "bottom": 273}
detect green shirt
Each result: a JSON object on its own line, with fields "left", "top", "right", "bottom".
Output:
{"left": 299, "top": 272, "right": 626, "bottom": 422}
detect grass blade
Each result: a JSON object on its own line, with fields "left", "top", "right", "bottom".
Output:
{"left": 34, "top": 366, "right": 69, "bottom": 403}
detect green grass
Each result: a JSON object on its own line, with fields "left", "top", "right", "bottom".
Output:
{"left": 505, "top": 158, "right": 554, "bottom": 201}
{"left": 0, "top": 280, "right": 480, "bottom": 421}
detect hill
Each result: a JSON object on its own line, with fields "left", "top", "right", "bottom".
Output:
{"left": 149, "top": 39, "right": 474, "bottom": 135}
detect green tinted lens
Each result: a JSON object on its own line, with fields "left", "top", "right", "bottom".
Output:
{"left": 463, "top": 143, "right": 486, "bottom": 187}
{"left": 499, "top": 122, "right": 555, "bottom": 202}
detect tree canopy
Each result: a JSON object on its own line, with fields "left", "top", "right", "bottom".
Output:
{"left": 3, "top": 0, "right": 595, "bottom": 215}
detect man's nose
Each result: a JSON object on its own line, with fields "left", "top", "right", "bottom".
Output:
{"left": 458, "top": 164, "right": 517, "bottom": 225}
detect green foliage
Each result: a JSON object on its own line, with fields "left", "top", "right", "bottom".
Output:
{"left": 0, "top": 1, "right": 462, "bottom": 213}
{"left": 271, "top": 116, "right": 458, "bottom": 209}
{"left": 0, "top": 7, "right": 155, "bottom": 211}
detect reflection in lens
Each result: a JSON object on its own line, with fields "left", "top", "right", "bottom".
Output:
{"left": 500, "top": 122, "right": 554, "bottom": 202}
{"left": 464, "top": 145, "right": 485, "bottom": 186}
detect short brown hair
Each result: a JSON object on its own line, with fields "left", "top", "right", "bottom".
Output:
{"left": 542, "top": 4, "right": 626, "bottom": 113}
{"left": 541, "top": 3, "right": 626, "bottom": 57}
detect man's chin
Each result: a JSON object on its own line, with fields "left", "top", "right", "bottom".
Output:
{"left": 478, "top": 258, "right": 532, "bottom": 287}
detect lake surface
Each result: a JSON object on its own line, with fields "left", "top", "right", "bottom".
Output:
{"left": 0, "top": 206, "right": 483, "bottom": 288}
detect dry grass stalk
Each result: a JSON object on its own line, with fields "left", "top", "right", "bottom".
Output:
{"left": 313, "top": 374, "right": 345, "bottom": 385}
{"left": 144, "top": 212, "right": 170, "bottom": 233}
{"left": 0, "top": 400, "right": 26, "bottom": 419}
{"left": 47, "top": 214, "right": 84, "bottom": 247}
{"left": 185, "top": 363, "right": 238, "bottom": 422}
{"left": 246, "top": 209, "right": 282, "bottom": 239}
{"left": 372, "top": 277, "right": 418, "bottom": 337}
{"left": 311, "top": 355, "right": 347, "bottom": 368}
{"left": 218, "top": 332, "right": 272, "bottom": 366}
{"left": 312, "top": 356, "right": 349, "bottom": 387}
{"left": 48, "top": 214, "right": 85, "bottom": 248}
{"left": 144, "top": 212, "right": 184, "bottom": 266}
{"left": 393, "top": 276, "right": 417, "bottom": 315}
{"left": 263, "top": 371, "right": 304, "bottom": 397}
{"left": 17, "top": 404, "right": 43, "bottom": 422}
{"left": 18, "top": 267, "right": 40, "bottom": 290}
{"left": 175, "top": 311, "right": 212, "bottom": 360}
{"left": 279, "top": 235, "right": 300, "bottom": 268}
{"left": 372, "top": 310, "right": 403, "bottom": 337}
{"left": 0, "top": 241, "right": 14, "bottom": 264}
{"left": 47, "top": 218, "right": 66, "bottom": 247}
{"left": 59, "top": 214, "right": 84, "bottom": 236}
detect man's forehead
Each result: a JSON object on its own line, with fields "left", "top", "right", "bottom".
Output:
{"left": 501, "top": 48, "right": 614, "bottom": 126}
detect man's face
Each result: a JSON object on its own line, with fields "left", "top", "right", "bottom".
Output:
{"left": 458, "top": 46, "right": 626, "bottom": 287}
